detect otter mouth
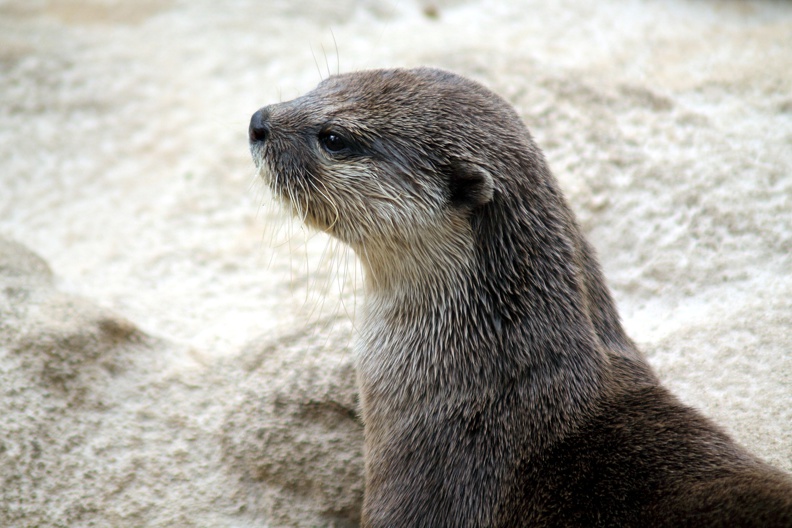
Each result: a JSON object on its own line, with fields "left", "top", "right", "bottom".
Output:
{"left": 249, "top": 143, "right": 278, "bottom": 195}
{"left": 253, "top": 159, "right": 296, "bottom": 209}
{"left": 248, "top": 142, "right": 265, "bottom": 172}
{"left": 248, "top": 129, "right": 287, "bottom": 202}
{"left": 249, "top": 142, "right": 326, "bottom": 233}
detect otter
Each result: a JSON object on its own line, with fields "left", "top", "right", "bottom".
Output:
{"left": 248, "top": 68, "right": 792, "bottom": 527}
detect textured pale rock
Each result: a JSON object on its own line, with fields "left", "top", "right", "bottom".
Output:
{"left": 0, "top": 237, "right": 362, "bottom": 527}
{"left": 222, "top": 326, "right": 363, "bottom": 527}
{"left": 0, "top": 0, "right": 790, "bottom": 526}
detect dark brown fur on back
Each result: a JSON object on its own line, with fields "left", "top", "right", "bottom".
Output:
{"left": 249, "top": 68, "right": 792, "bottom": 527}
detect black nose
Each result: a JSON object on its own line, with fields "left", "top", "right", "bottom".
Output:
{"left": 249, "top": 107, "right": 271, "bottom": 143}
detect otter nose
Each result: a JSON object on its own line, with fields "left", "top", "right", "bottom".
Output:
{"left": 249, "top": 108, "right": 271, "bottom": 143}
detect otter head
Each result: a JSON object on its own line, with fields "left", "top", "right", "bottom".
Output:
{"left": 248, "top": 68, "right": 540, "bottom": 288}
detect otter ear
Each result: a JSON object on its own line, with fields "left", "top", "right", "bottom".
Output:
{"left": 447, "top": 161, "right": 494, "bottom": 208}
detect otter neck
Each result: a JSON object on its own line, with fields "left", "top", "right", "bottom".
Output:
{"left": 352, "top": 213, "right": 477, "bottom": 297}
{"left": 354, "top": 198, "right": 612, "bottom": 446}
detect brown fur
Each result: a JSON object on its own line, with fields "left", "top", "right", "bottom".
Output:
{"left": 249, "top": 68, "right": 792, "bottom": 527}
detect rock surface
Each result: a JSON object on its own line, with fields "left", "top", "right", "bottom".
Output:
{"left": 1, "top": 0, "right": 790, "bottom": 526}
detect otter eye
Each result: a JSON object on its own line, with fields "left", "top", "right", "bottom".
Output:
{"left": 319, "top": 131, "right": 350, "bottom": 154}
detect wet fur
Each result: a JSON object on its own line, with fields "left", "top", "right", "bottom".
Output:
{"left": 249, "top": 68, "right": 792, "bottom": 527}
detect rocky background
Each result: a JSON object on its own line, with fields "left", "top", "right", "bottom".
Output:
{"left": 1, "top": 0, "right": 790, "bottom": 526}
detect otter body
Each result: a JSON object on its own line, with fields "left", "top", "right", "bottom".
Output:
{"left": 248, "top": 68, "right": 792, "bottom": 527}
